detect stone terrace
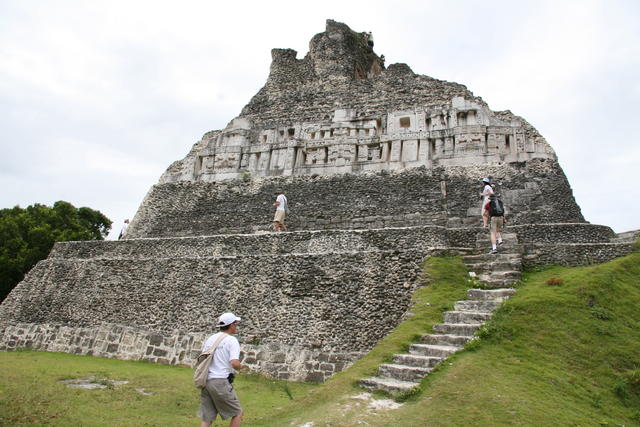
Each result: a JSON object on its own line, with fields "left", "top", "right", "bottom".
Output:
{"left": 1, "top": 228, "right": 437, "bottom": 381}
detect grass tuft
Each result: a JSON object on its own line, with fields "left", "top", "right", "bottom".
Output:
{"left": 283, "top": 383, "right": 294, "bottom": 400}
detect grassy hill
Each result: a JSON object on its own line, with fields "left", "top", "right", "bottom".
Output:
{"left": 1, "top": 248, "right": 639, "bottom": 426}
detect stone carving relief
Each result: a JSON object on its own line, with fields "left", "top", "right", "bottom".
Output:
{"left": 185, "top": 97, "right": 555, "bottom": 182}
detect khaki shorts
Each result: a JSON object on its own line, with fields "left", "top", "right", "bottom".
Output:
{"left": 274, "top": 209, "right": 286, "bottom": 223}
{"left": 490, "top": 216, "right": 504, "bottom": 233}
{"left": 199, "top": 378, "right": 242, "bottom": 421}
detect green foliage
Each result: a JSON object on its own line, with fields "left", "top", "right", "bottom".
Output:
{"left": 0, "top": 201, "right": 111, "bottom": 301}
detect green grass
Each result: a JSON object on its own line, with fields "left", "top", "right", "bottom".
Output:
{"left": 0, "top": 351, "right": 315, "bottom": 426}
{"left": 2, "top": 251, "right": 640, "bottom": 426}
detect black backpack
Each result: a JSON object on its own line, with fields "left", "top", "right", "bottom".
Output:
{"left": 489, "top": 198, "right": 504, "bottom": 217}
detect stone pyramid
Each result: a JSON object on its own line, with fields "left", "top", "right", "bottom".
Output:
{"left": 0, "top": 20, "right": 634, "bottom": 382}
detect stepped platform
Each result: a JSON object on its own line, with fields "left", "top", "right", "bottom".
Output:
{"left": 1, "top": 222, "right": 634, "bottom": 382}
{"left": 51, "top": 226, "right": 453, "bottom": 260}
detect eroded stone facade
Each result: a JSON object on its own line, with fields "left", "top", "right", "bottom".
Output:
{"left": 164, "top": 97, "right": 553, "bottom": 183}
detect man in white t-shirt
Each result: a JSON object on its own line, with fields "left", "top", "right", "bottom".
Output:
{"left": 198, "top": 312, "right": 244, "bottom": 427}
{"left": 273, "top": 192, "right": 288, "bottom": 232}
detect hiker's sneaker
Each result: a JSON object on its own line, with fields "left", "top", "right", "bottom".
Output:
{"left": 489, "top": 249, "right": 498, "bottom": 254}
{"left": 498, "top": 240, "right": 504, "bottom": 245}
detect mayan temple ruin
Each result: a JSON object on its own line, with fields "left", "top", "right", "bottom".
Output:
{"left": 0, "top": 20, "right": 636, "bottom": 386}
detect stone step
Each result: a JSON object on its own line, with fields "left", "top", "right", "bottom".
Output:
{"left": 408, "top": 343, "right": 462, "bottom": 357}
{"left": 475, "top": 233, "right": 517, "bottom": 240}
{"left": 421, "top": 334, "right": 471, "bottom": 346}
{"left": 378, "top": 363, "right": 432, "bottom": 382}
{"left": 464, "top": 261, "right": 522, "bottom": 273}
{"left": 480, "top": 278, "right": 519, "bottom": 288}
{"left": 454, "top": 300, "right": 501, "bottom": 312}
{"left": 474, "top": 238, "right": 520, "bottom": 250}
{"left": 460, "top": 217, "right": 481, "bottom": 227}
{"left": 462, "top": 253, "right": 522, "bottom": 263}
{"left": 359, "top": 376, "right": 418, "bottom": 393}
{"left": 478, "top": 270, "right": 521, "bottom": 281}
{"left": 443, "top": 310, "right": 493, "bottom": 324}
{"left": 467, "top": 288, "right": 516, "bottom": 301}
{"left": 393, "top": 354, "right": 443, "bottom": 368}
{"left": 432, "top": 323, "right": 483, "bottom": 336}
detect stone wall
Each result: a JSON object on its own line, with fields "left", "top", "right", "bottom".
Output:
{"left": 127, "top": 162, "right": 585, "bottom": 239}
{"left": 0, "top": 242, "right": 429, "bottom": 381}
{"left": 50, "top": 226, "right": 451, "bottom": 260}
{"left": 509, "top": 223, "right": 615, "bottom": 244}
{"left": 522, "top": 243, "right": 634, "bottom": 268}
{"left": 0, "top": 323, "right": 363, "bottom": 382}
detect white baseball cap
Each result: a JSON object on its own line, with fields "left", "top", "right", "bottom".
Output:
{"left": 217, "top": 312, "right": 241, "bottom": 327}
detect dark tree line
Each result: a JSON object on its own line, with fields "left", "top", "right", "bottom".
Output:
{"left": 0, "top": 201, "right": 112, "bottom": 302}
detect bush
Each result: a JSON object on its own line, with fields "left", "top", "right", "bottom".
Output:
{"left": 0, "top": 201, "right": 111, "bottom": 301}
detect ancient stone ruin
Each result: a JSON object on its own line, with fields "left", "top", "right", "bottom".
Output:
{"left": 0, "top": 20, "right": 635, "bottom": 382}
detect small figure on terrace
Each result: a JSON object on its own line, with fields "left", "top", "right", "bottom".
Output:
{"left": 273, "top": 192, "right": 288, "bottom": 232}
{"left": 118, "top": 219, "right": 129, "bottom": 240}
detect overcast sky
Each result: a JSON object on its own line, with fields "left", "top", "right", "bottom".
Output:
{"left": 1, "top": 0, "right": 638, "bottom": 238}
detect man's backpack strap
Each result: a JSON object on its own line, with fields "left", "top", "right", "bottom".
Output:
{"left": 193, "top": 333, "right": 228, "bottom": 388}
{"left": 200, "top": 333, "right": 227, "bottom": 360}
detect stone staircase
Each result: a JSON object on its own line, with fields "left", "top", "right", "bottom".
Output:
{"left": 359, "top": 288, "right": 515, "bottom": 393}
{"left": 461, "top": 231, "right": 523, "bottom": 288}
{"left": 359, "top": 228, "right": 523, "bottom": 394}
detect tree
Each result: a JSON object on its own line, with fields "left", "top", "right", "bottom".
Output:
{"left": 0, "top": 201, "right": 112, "bottom": 302}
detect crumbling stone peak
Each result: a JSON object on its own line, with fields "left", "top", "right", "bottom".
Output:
{"left": 160, "top": 19, "right": 554, "bottom": 184}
